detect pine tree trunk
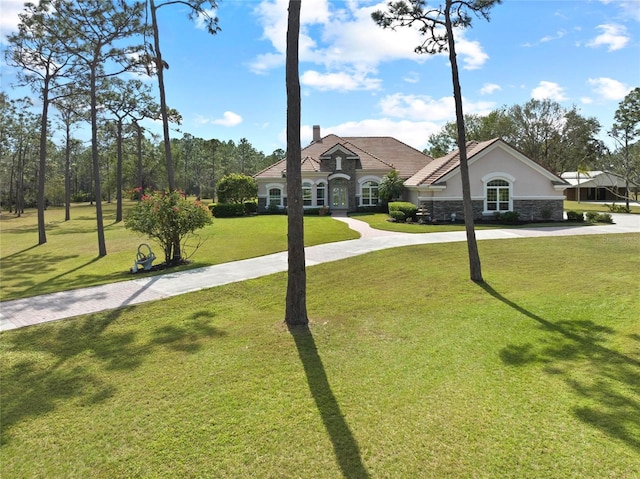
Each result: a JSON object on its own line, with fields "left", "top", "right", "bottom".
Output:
{"left": 37, "top": 82, "right": 49, "bottom": 245}
{"left": 90, "top": 63, "right": 107, "bottom": 257}
{"left": 116, "top": 120, "right": 123, "bottom": 223}
{"left": 445, "top": 0, "right": 483, "bottom": 283}
{"left": 64, "top": 121, "right": 71, "bottom": 221}
{"left": 149, "top": 0, "right": 175, "bottom": 192}
{"left": 136, "top": 121, "right": 143, "bottom": 188}
{"left": 285, "top": 0, "right": 308, "bottom": 326}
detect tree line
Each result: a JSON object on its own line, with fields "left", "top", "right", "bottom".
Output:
{"left": 1, "top": 0, "right": 286, "bottom": 256}
{"left": 0, "top": 98, "right": 283, "bottom": 212}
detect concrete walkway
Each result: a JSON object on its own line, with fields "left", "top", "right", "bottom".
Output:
{"left": 1, "top": 213, "right": 639, "bottom": 331}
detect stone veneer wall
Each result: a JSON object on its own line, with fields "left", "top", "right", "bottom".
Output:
{"left": 513, "top": 199, "right": 564, "bottom": 221}
{"left": 420, "top": 199, "right": 564, "bottom": 222}
{"left": 421, "top": 200, "right": 484, "bottom": 222}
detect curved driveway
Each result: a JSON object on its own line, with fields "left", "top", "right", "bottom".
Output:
{"left": 1, "top": 213, "right": 638, "bottom": 331}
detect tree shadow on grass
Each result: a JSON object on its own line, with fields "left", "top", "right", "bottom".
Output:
{"left": 0, "top": 301, "right": 224, "bottom": 445}
{"left": 481, "top": 283, "right": 640, "bottom": 452}
{"left": 0, "top": 244, "right": 41, "bottom": 260}
{"left": 288, "top": 324, "right": 370, "bottom": 479}
{"left": 0, "top": 252, "right": 80, "bottom": 294}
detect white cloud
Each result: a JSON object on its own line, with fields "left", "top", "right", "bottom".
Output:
{"left": 196, "top": 111, "right": 243, "bottom": 127}
{"left": 301, "top": 69, "right": 381, "bottom": 92}
{"left": 605, "top": 0, "right": 640, "bottom": 22}
{"left": 298, "top": 119, "right": 442, "bottom": 150}
{"left": 195, "top": 9, "right": 218, "bottom": 31}
{"left": 587, "top": 24, "right": 629, "bottom": 51}
{"left": 251, "top": 0, "right": 490, "bottom": 76}
{"left": 455, "top": 36, "right": 489, "bottom": 70}
{"left": 531, "top": 81, "right": 567, "bottom": 101}
{"left": 581, "top": 97, "right": 594, "bottom": 105}
{"left": 480, "top": 83, "right": 501, "bottom": 95}
{"left": 540, "top": 30, "right": 566, "bottom": 43}
{"left": 379, "top": 93, "right": 495, "bottom": 122}
{"left": 0, "top": 0, "right": 23, "bottom": 40}
{"left": 214, "top": 111, "right": 243, "bottom": 126}
{"left": 587, "top": 77, "right": 632, "bottom": 101}
{"left": 279, "top": 118, "right": 447, "bottom": 151}
{"left": 403, "top": 72, "right": 420, "bottom": 84}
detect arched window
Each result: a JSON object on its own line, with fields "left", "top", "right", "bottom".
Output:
{"left": 316, "top": 182, "right": 326, "bottom": 206}
{"left": 268, "top": 187, "right": 282, "bottom": 207}
{"left": 361, "top": 180, "right": 379, "bottom": 206}
{"left": 302, "top": 181, "right": 313, "bottom": 206}
{"left": 486, "top": 179, "right": 511, "bottom": 212}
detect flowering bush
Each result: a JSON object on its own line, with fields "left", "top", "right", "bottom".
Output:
{"left": 125, "top": 190, "right": 212, "bottom": 264}
{"left": 125, "top": 186, "right": 146, "bottom": 201}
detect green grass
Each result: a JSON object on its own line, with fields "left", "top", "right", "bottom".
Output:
{"left": 564, "top": 200, "right": 640, "bottom": 214}
{"left": 350, "top": 212, "right": 583, "bottom": 233}
{"left": 1, "top": 234, "right": 639, "bottom": 478}
{"left": 0, "top": 203, "right": 358, "bottom": 301}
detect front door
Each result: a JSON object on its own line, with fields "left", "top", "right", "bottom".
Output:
{"left": 332, "top": 180, "right": 348, "bottom": 209}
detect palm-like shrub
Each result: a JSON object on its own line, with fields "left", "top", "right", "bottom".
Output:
{"left": 379, "top": 170, "right": 405, "bottom": 202}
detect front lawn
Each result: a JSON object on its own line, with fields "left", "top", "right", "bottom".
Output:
{"left": 0, "top": 203, "right": 358, "bottom": 301}
{"left": 349, "top": 212, "right": 583, "bottom": 233}
{"left": 564, "top": 200, "right": 640, "bottom": 214}
{"left": 1, "top": 234, "right": 638, "bottom": 478}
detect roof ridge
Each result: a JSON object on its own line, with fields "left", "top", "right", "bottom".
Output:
{"left": 252, "top": 158, "right": 286, "bottom": 177}
{"left": 342, "top": 139, "right": 395, "bottom": 169}
{"left": 346, "top": 136, "right": 434, "bottom": 160}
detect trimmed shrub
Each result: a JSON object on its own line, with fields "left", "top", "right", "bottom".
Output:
{"left": 389, "top": 201, "right": 417, "bottom": 221}
{"left": 495, "top": 211, "right": 520, "bottom": 224}
{"left": 216, "top": 173, "right": 258, "bottom": 204}
{"left": 586, "top": 211, "right": 614, "bottom": 223}
{"left": 389, "top": 210, "right": 406, "bottom": 222}
{"left": 209, "top": 202, "right": 245, "bottom": 218}
{"left": 265, "top": 202, "right": 285, "bottom": 214}
{"left": 606, "top": 203, "right": 631, "bottom": 213}
{"left": 302, "top": 206, "right": 330, "bottom": 216}
{"left": 566, "top": 210, "right": 584, "bottom": 222}
{"left": 243, "top": 200, "right": 258, "bottom": 214}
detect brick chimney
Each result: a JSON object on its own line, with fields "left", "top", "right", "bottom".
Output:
{"left": 312, "top": 125, "right": 321, "bottom": 143}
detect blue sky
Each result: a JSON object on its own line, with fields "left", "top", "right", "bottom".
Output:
{"left": 1, "top": 0, "right": 639, "bottom": 155}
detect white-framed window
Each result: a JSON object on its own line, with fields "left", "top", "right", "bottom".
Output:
{"left": 485, "top": 179, "right": 511, "bottom": 212}
{"left": 336, "top": 156, "right": 342, "bottom": 171}
{"left": 361, "top": 180, "right": 379, "bottom": 206}
{"left": 302, "top": 181, "right": 313, "bottom": 206}
{"left": 268, "top": 187, "right": 283, "bottom": 207}
{"left": 316, "top": 182, "right": 326, "bottom": 206}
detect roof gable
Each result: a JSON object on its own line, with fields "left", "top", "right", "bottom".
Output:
{"left": 405, "top": 138, "right": 569, "bottom": 187}
{"left": 319, "top": 144, "right": 359, "bottom": 159}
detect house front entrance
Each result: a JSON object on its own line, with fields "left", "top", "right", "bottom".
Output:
{"left": 331, "top": 179, "right": 348, "bottom": 209}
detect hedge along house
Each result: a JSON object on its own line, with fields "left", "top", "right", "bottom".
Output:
{"left": 254, "top": 126, "right": 434, "bottom": 213}
{"left": 404, "top": 138, "right": 570, "bottom": 222}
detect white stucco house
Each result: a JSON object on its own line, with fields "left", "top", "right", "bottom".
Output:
{"left": 405, "top": 138, "right": 569, "bottom": 221}
{"left": 254, "top": 127, "right": 569, "bottom": 221}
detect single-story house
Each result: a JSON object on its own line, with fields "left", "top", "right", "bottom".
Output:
{"left": 254, "top": 125, "right": 432, "bottom": 213}
{"left": 561, "top": 171, "right": 636, "bottom": 202}
{"left": 254, "top": 127, "right": 569, "bottom": 221}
